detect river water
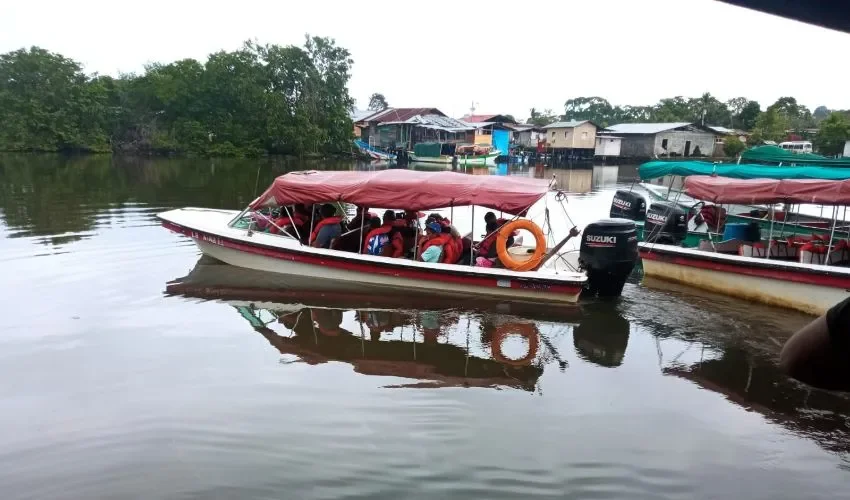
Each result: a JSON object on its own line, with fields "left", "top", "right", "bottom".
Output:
{"left": 0, "top": 154, "right": 848, "bottom": 499}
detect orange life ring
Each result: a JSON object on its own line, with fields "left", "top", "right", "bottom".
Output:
{"left": 491, "top": 323, "right": 539, "bottom": 366}
{"left": 496, "top": 219, "right": 546, "bottom": 271}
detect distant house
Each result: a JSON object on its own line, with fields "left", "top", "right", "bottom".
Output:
{"left": 708, "top": 126, "right": 750, "bottom": 157}
{"left": 460, "top": 114, "right": 517, "bottom": 124}
{"left": 594, "top": 135, "right": 622, "bottom": 158}
{"left": 355, "top": 108, "right": 473, "bottom": 149}
{"left": 604, "top": 122, "right": 721, "bottom": 158}
{"left": 350, "top": 109, "right": 376, "bottom": 138}
{"left": 460, "top": 114, "right": 519, "bottom": 152}
{"left": 542, "top": 121, "right": 599, "bottom": 151}
{"left": 511, "top": 124, "right": 545, "bottom": 149}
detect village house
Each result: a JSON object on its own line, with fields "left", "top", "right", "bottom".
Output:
{"left": 355, "top": 108, "right": 473, "bottom": 150}
{"left": 459, "top": 114, "right": 519, "bottom": 154}
{"left": 604, "top": 122, "right": 721, "bottom": 158}
{"left": 349, "top": 109, "right": 375, "bottom": 138}
{"left": 511, "top": 124, "right": 546, "bottom": 149}
{"left": 708, "top": 126, "right": 749, "bottom": 156}
{"left": 594, "top": 135, "right": 622, "bottom": 158}
{"left": 541, "top": 121, "right": 598, "bottom": 159}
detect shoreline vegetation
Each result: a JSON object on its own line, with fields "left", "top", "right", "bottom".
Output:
{"left": 0, "top": 36, "right": 355, "bottom": 158}
{"left": 3, "top": 37, "right": 850, "bottom": 159}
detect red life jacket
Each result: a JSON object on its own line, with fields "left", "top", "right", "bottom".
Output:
{"left": 478, "top": 233, "right": 497, "bottom": 256}
{"left": 418, "top": 233, "right": 452, "bottom": 261}
{"left": 441, "top": 235, "right": 462, "bottom": 264}
{"left": 269, "top": 212, "right": 306, "bottom": 234}
{"left": 310, "top": 216, "right": 342, "bottom": 243}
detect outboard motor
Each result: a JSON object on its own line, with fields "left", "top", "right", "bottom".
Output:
{"left": 644, "top": 202, "right": 687, "bottom": 244}
{"left": 609, "top": 190, "right": 646, "bottom": 221}
{"left": 579, "top": 219, "right": 639, "bottom": 298}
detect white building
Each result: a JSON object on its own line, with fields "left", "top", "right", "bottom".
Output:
{"left": 594, "top": 135, "right": 622, "bottom": 158}
{"left": 843, "top": 140, "right": 850, "bottom": 157}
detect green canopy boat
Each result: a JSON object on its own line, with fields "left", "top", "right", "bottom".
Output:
{"left": 631, "top": 159, "right": 850, "bottom": 247}
{"left": 639, "top": 160, "right": 850, "bottom": 181}
{"left": 740, "top": 145, "right": 850, "bottom": 167}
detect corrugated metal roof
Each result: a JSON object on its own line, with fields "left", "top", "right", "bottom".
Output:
{"left": 604, "top": 122, "right": 693, "bottom": 134}
{"left": 542, "top": 120, "right": 590, "bottom": 129}
{"left": 378, "top": 114, "right": 473, "bottom": 132}
{"left": 350, "top": 109, "right": 377, "bottom": 122}
{"left": 461, "top": 114, "right": 499, "bottom": 123}
{"left": 365, "top": 108, "right": 444, "bottom": 124}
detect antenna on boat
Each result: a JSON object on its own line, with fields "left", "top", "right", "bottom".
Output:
{"left": 253, "top": 164, "right": 263, "bottom": 200}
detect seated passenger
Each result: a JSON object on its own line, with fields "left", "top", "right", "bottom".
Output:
{"left": 363, "top": 211, "right": 404, "bottom": 257}
{"left": 439, "top": 223, "right": 463, "bottom": 264}
{"left": 310, "top": 203, "right": 343, "bottom": 249}
{"left": 418, "top": 222, "right": 451, "bottom": 263}
{"left": 484, "top": 211, "right": 497, "bottom": 228}
{"left": 269, "top": 206, "right": 308, "bottom": 235}
{"left": 348, "top": 206, "right": 375, "bottom": 232}
{"left": 475, "top": 220, "right": 514, "bottom": 267}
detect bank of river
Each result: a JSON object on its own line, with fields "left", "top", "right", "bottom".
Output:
{"left": 0, "top": 154, "right": 848, "bottom": 499}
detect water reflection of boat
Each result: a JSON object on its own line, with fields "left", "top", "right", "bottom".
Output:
{"left": 572, "top": 303, "right": 630, "bottom": 367}
{"left": 164, "top": 257, "right": 586, "bottom": 391}
{"left": 665, "top": 349, "right": 850, "bottom": 455}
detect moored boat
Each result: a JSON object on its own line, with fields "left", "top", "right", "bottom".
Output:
{"left": 353, "top": 139, "right": 396, "bottom": 161}
{"left": 158, "top": 170, "right": 640, "bottom": 305}
{"left": 639, "top": 175, "right": 850, "bottom": 315}
{"left": 613, "top": 160, "right": 850, "bottom": 247}
{"left": 409, "top": 142, "right": 500, "bottom": 166}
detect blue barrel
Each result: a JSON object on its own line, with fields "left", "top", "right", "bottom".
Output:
{"left": 723, "top": 223, "right": 752, "bottom": 241}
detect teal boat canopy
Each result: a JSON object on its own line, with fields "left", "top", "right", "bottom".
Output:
{"left": 740, "top": 145, "right": 850, "bottom": 166}
{"left": 639, "top": 160, "right": 850, "bottom": 181}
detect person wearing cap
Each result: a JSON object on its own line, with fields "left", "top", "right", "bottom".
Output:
{"left": 780, "top": 297, "right": 850, "bottom": 391}
{"left": 418, "top": 221, "right": 447, "bottom": 263}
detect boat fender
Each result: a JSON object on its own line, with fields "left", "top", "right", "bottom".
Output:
{"left": 491, "top": 323, "right": 539, "bottom": 366}
{"left": 496, "top": 220, "right": 546, "bottom": 271}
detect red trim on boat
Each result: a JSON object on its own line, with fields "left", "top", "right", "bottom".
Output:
{"left": 640, "top": 247, "right": 850, "bottom": 289}
{"left": 162, "top": 221, "right": 582, "bottom": 296}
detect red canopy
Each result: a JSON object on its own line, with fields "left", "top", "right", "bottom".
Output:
{"left": 250, "top": 170, "right": 551, "bottom": 214}
{"left": 684, "top": 175, "right": 850, "bottom": 205}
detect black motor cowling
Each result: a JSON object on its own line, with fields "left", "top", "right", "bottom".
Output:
{"left": 609, "top": 190, "right": 646, "bottom": 221}
{"left": 579, "top": 218, "right": 639, "bottom": 298}
{"left": 644, "top": 202, "right": 687, "bottom": 244}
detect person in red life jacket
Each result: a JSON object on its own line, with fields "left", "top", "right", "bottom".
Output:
{"left": 269, "top": 206, "right": 309, "bottom": 235}
{"left": 310, "top": 203, "right": 343, "bottom": 248}
{"left": 418, "top": 222, "right": 452, "bottom": 263}
{"left": 475, "top": 220, "right": 514, "bottom": 267}
{"left": 438, "top": 222, "right": 463, "bottom": 264}
{"left": 363, "top": 211, "right": 405, "bottom": 257}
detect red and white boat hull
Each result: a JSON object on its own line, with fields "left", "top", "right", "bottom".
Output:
{"left": 159, "top": 208, "right": 586, "bottom": 304}
{"left": 639, "top": 243, "right": 850, "bottom": 315}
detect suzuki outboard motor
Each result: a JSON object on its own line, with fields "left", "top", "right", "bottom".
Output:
{"left": 609, "top": 190, "right": 646, "bottom": 221}
{"left": 644, "top": 202, "right": 687, "bottom": 244}
{"left": 579, "top": 219, "right": 639, "bottom": 297}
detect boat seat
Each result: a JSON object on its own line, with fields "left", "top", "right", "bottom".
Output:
{"left": 800, "top": 240, "right": 850, "bottom": 265}
{"left": 698, "top": 239, "right": 742, "bottom": 254}
{"left": 738, "top": 240, "right": 798, "bottom": 260}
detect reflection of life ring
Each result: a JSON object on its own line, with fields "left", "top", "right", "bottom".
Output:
{"left": 496, "top": 220, "right": 546, "bottom": 271}
{"left": 491, "top": 323, "right": 539, "bottom": 366}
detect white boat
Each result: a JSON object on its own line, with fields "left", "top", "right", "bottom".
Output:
{"left": 158, "top": 170, "right": 639, "bottom": 305}
{"left": 409, "top": 151, "right": 501, "bottom": 166}
{"left": 639, "top": 175, "right": 850, "bottom": 315}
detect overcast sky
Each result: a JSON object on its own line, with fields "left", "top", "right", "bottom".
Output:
{"left": 4, "top": 0, "right": 848, "bottom": 120}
